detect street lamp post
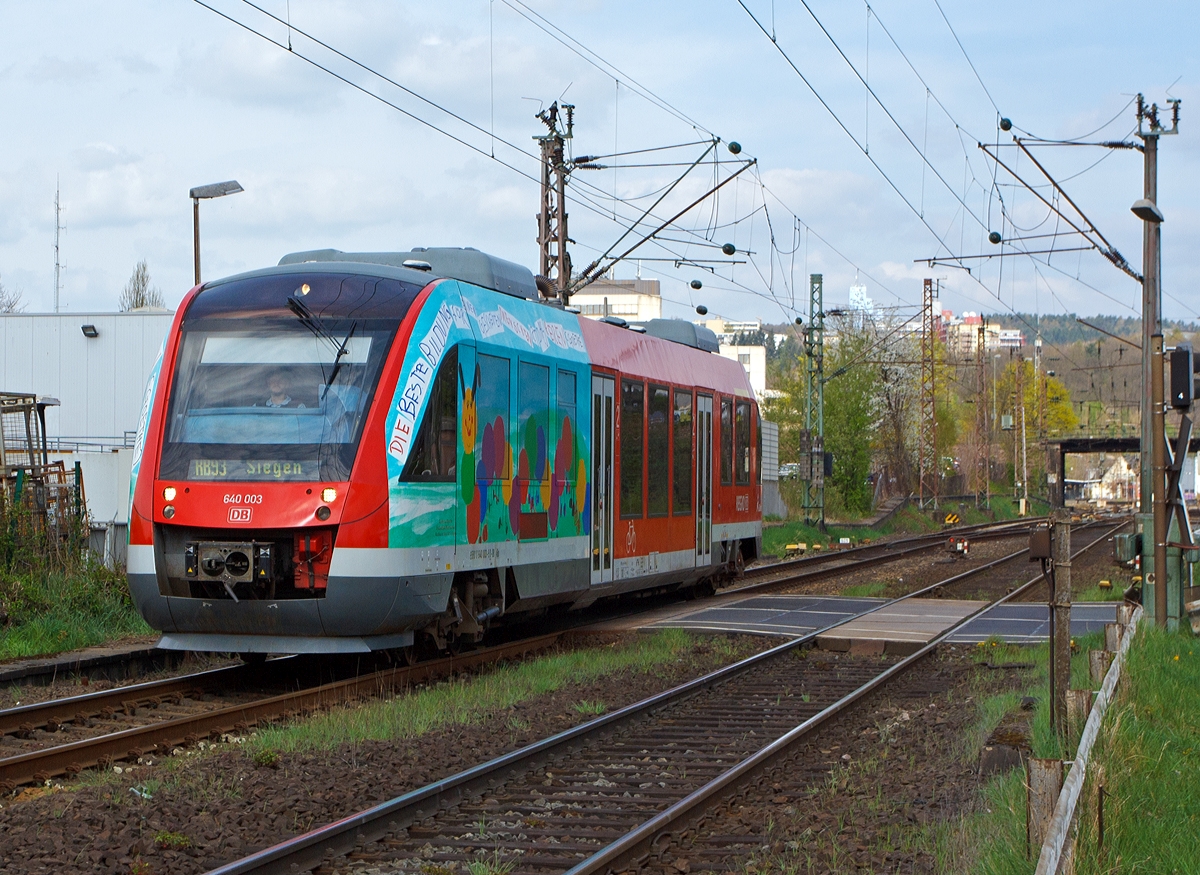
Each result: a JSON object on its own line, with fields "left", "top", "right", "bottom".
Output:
{"left": 190, "top": 180, "right": 244, "bottom": 286}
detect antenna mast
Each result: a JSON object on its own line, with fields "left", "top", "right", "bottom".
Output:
{"left": 54, "top": 180, "right": 65, "bottom": 312}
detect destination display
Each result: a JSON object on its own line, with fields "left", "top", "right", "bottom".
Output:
{"left": 189, "top": 459, "right": 310, "bottom": 481}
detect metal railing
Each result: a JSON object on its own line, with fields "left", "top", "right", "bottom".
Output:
{"left": 44, "top": 432, "right": 137, "bottom": 453}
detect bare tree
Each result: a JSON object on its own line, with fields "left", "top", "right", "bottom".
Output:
{"left": 0, "top": 274, "right": 24, "bottom": 313}
{"left": 118, "top": 260, "right": 165, "bottom": 311}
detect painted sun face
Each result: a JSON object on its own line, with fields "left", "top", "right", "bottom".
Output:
{"left": 461, "top": 385, "right": 477, "bottom": 449}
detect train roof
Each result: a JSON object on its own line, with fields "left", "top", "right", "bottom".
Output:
{"left": 580, "top": 316, "right": 755, "bottom": 399}
{"left": 631, "top": 318, "right": 720, "bottom": 352}
{"left": 278, "top": 247, "right": 539, "bottom": 300}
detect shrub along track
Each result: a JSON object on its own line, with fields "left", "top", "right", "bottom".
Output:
{"left": 195, "top": 525, "right": 1123, "bottom": 875}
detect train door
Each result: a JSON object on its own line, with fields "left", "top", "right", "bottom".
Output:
{"left": 591, "top": 375, "right": 615, "bottom": 584}
{"left": 696, "top": 393, "right": 713, "bottom": 566}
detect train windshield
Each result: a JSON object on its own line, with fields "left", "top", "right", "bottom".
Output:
{"left": 159, "top": 271, "right": 418, "bottom": 482}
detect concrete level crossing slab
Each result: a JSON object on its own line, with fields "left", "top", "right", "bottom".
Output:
{"left": 946, "top": 601, "right": 1117, "bottom": 644}
{"left": 642, "top": 595, "right": 882, "bottom": 637}
{"left": 638, "top": 594, "right": 1120, "bottom": 651}
{"left": 817, "top": 598, "right": 987, "bottom": 654}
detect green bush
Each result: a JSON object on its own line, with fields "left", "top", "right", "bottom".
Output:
{"left": 0, "top": 490, "right": 151, "bottom": 659}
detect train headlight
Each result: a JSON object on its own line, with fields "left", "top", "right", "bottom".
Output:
{"left": 315, "top": 506, "right": 332, "bottom": 521}
{"left": 321, "top": 487, "right": 338, "bottom": 503}
{"left": 163, "top": 486, "right": 177, "bottom": 501}
{"left": 163, "top": 505, "right": 176, "bottom": 519}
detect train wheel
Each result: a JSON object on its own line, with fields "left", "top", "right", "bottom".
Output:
{"left": 732, "top": 545, "right": 745, "bottom": 579}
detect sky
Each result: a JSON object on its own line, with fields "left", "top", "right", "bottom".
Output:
{"left": 0, "top": 0, "right": 1196, "bottom": 330}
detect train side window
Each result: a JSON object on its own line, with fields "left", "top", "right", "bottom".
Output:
{"left": 647, "top": 384, "right": 670, "bottom": 517}
{"left": 735, "top": 400, "right": 751, "bottom": 485}
{"left": 672, "top": 389, "right": 693, "bottom": 515}
{"left": 558, "top": 369, "right": 577, "bottom": 481}
{"left": 719, "top": 396, "right": 733, "bottom": 486}
{"left": 620, "top": 379, "right": 644, "bottom": 518}
{"left": 519, "top": 361, "right": 550, "bottom": 485}
{"left": 401, "top": 346, "right": 458, "bottom": 482}
{"left": 476, "top": 353, "right": 512, "bottom": 479}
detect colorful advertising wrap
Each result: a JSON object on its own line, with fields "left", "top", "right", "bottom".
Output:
{"left": 383, "top": 281, "right": 591, "bottom": 550}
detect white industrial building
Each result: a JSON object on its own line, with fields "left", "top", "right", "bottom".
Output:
{"left": 718, "top": 343, "right": 768, "bottom": 399}
{"left": 1, "top": 309, "right": 173, "bottom": 442}
{"left": 1, "top": 309, "right": 174, "bottom": 557}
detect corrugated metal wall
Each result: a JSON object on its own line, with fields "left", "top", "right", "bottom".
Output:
{"left": 760, "top": 420, "right": 779, "bottom": 481}
{"left": 0, "top": 311, "right": 173, "bottom": 439}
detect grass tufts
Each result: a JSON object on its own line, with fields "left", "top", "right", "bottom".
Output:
{"left": 1070, "top": 625, "right": 1200, "bottom": 873}
{"left": 246, "top": 628, "right": 727, "bottom": 755}
{"left": 0, "top": 567, "right": 152, "bottom": 660}
{"left": 572, "top": 700, "right": 607, "bottom": 715}
{"left": 840, "top": 581, "right": 887, "bottom": 598}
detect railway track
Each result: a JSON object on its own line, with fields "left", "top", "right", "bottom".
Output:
{"left": 0, "top": 635, "right": 560, "bottom": 793}
{"left": 732, "top": 516, "right": 1051, "bottom": 593}
{"left": 0, "top": 517, "right": 1110, "bottom": 795}
{"left": 202, "top": 520, "right": 1123, "bottom": 875}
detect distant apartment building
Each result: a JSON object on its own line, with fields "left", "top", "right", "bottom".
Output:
{"left": 718, "top": 344, "right": 768, "bottom": 399}
{"left": 998, "top": 328, "right": 1025, "bottom": 348}
{"left": 943, "top": 311, "right": 1004, "bottom": 357}
{"left": 570, "top": 277, "right": 663, "bottom": 322}
{"left": 700, "top": 316, "right": 763, "bottom": 345}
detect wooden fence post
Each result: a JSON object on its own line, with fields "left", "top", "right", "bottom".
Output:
{"left": 1028, "top": 756, "right": 1065, "bottom": 858}
{"left": 1089, "top": 650, "right": 1114, "bottom": 684}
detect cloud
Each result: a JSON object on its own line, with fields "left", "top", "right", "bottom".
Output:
{"left": 73, "top": 143, "right": 141, "bottom": 173}
{"left": 117, "top": 54, "right": 160, "bottom": 76}
{"left": 24, "top": 55, "right": 100, "bottom": 83}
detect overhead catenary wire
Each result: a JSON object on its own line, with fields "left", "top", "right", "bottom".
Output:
{"left": 210, "top": 0, "right": 1151, "bottom": 337}
{"left": 499, "top": 0, "right": 713, "bottom": 136}
{"left": 199, "top": 0, "right": 926, "bottom": 325}
{"left": 203, "top": 0, "right": 779, "bottom": 300}
{"left": 932, "top": 0, "right": 1000, "bottom": 115}
{"left": 734, "top": 0, "right": 977, "bottom": 274}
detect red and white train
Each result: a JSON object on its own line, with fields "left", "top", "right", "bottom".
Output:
{"left": 128, "top": 248, "right": 762, "bottom": 654}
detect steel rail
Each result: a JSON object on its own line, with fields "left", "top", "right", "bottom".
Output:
{"left": 200, "top": 520, "right": 1122, "bottom": 875}
{"left": 0, "top": 661, "right": 281, "bottom": 737}
{"left": 562, "top": 521, "right": 1127, "bottom": 874}
{"left": 731, "top": 517, "right": 1105, "bottom": 599}
{"left": 0, "top": 634, "right": 560, "bottom": 792}
{"left": 0, "top": 517, "right": 1044, "bottom": 766}
{"left": 743, "top": 516, "right": 1048, "bottom": 582}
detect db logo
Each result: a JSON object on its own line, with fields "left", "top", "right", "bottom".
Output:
{"left": 228, "top": 507, "right": 253, "bottom": 523}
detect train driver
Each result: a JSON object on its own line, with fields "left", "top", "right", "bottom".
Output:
{"left": 261, "top": 372, "right": 306, "bottom": 409}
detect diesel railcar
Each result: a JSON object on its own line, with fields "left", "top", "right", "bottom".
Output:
{"left": 128, "top": 248, "right": 762, "bottom": 654}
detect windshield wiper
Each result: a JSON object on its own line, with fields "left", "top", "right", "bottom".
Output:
{"left": 323, "top": 322, "right": 357, "bottom": 391}
{"left": 287, "top": 297, "right": 357, "bottom": 391}
{"left": 287, "top": 296, "right": 339, "bottom": 346}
